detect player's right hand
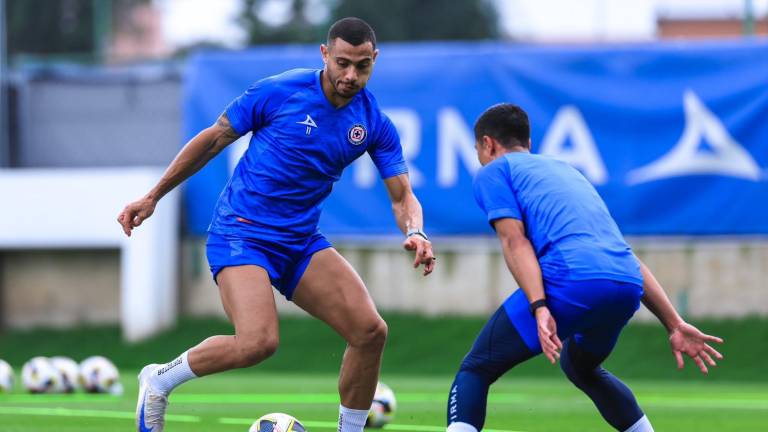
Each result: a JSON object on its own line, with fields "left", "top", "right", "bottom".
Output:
{"left": 669, "top": 322, "right": 724, "bottom": 374}
{"left": 117, "top": 197, "right": 157, "bottom": 237}
{"left": 535, "top": 307, "right": 562, "bottom": 364}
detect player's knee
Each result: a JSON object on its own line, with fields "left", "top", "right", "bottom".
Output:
{"left": 349, "top": 317, "right": 388, "bottom": 350}
{"left": 459, "top": 355, "right": 504, "bottom": 384}
{"left": 235, "top": 334, "right": 279, "bottom": 367}
{"left": 560, "top": 348, "right": 599, "bottom": 387}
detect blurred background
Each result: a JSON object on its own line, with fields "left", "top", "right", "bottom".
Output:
{"left": 0, "top": 0, "right": 767, "bottom": 412}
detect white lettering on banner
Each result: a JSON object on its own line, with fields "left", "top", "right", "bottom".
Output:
{"left": 539, "top": 105, "right": 608, "bottom": 185}
{"left": 437, "top": 107, "right": 482, "bottom": 187}
{"left": 626, "top": 90, "right": 761, "bottom": 185}
{"left": 353, "top": 108, "right": 424, "bottom": 188}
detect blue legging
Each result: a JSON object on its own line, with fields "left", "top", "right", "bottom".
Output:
{"left": 447, "top": 306, "right": 644, "bottom": 431}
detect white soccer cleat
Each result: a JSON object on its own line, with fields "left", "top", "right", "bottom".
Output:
{"left": 136, "top": 364, "right": 168, "bottom": 432}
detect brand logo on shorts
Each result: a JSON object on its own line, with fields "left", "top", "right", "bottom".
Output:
{"left": 347, "top": 124, "right": 367, "bottom": 145}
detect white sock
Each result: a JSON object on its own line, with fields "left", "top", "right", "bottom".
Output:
{"left": 148, "top": 350, "right": 198, "bottom": 395}
{"left": 338, "top": 405, "right": 369, "bottom": 432}
{"left": 447, "top": 421, "right": 479, "bottom": 432}
{"left": 624, "top": 415, "right": 654, "bottom": 432}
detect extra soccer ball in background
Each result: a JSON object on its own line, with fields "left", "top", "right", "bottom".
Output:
{"left": 79, "top": 356, "right": 122, "bottom": 395}
{"left": 21, "top": 356, "right": 59, "bottom": 393}
{"left": 50, "top": 356, "right": 81, "bottom": 393}
{"left": 0, "top": 359, "right": 14, "bottom": 392}
{"left": 366, "top": 382, "right": 397, "bottom": 428}
{"left": 249, "top": 412, "right": 306, "bottom": 432}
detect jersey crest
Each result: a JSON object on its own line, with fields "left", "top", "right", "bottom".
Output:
{"left": 347, "top": 124, "right": 367, "bottom": 145}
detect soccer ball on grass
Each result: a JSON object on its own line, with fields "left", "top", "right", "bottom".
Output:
{"left": 79, "top": 355, "right": 123, "bottom": 395}
{"left": 249, "top": 412, "right": 306, "bottom": 432}
{"left": 21, "top": 356, "right": 59, "bottom": 393}
{"left": 50, "top": 356, "right": 81, "bottom": 393}
{"left": 366, "top": 382, "right": 397, "bottom": 428}
{"left": 0, "top": 359, "right": 14, "bottom": 392}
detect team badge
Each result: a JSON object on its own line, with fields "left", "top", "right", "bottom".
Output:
{"left": 347, "top": 124, "right": 367, "bottom": 145}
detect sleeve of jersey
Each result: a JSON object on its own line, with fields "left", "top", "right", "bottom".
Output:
{"left": 473, "top": 163, "right": 522, "bottom": 225}
{"left": 368, "top": 115, "right": 409, "bottom": 179}
{"left": 224, "top": 80, "right": 276, "bottom": 136}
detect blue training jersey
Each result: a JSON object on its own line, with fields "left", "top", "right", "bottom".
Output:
{"left": 209, "top": 69, "right": 408, "bottom": 241}
{"left": 473, "top": 152, "right": 642, "bottom": 285}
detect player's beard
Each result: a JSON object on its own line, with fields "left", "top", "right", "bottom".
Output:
{"left": 334, "top": 80, "right": 360, "bottom": 99}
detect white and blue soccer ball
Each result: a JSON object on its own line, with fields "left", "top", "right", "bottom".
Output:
{"left": 79, "top": 356, "right": 122, "bottom": 395}
{"left": 21, "top": 356, "right": 59, "bottom": 393}
{"left": 249, "top": 412, "right": 306, "bottom": 432}
{"left": 366, "top": 382, "right": 397, "bottom": 428}
{"left": 50, "top": 356, "right": 81, "bottom": 393}
{"left": 0, "top": 359, "right": 14, "bottom": 392}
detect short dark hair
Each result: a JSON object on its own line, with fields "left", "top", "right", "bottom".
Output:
{"left": 327, "top": 17, "right": 377, "bottom": 49}
{"left": 474, "top": 103, "right": 530, "bottom": 149}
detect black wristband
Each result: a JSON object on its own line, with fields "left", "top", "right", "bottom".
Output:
{"left": 529, "top": 299, "right": 547, "bottom": 316}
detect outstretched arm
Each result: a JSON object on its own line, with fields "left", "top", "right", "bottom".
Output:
{"left": 495, "top": 218, "right": 562, "bottom": 364}
{"left": 638, "top": 258, "right": 724, "bottom": 374}
{"left": 117, "top": 113, "right": 242, "bottom": 236}
{"left": 383, "top": 174, "right": 435, "bottom": 276}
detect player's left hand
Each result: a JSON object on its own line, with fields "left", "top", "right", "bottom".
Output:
{"left": 669, "top": 322, "right": 724, "bottom": 374}
{"left": 402, "top": 236, "right": 436, "bottom": 276}
{"left": 535, "top": 307, "right": 563, "bottom": 364}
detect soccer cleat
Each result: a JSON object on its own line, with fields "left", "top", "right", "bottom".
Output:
{"left": 136, "top": 364, "right": 168, "bottom": 432}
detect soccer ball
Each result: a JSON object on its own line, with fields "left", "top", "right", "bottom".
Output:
{"left": 366, "top": 382, "right": 397, "bottom": 428}
{"left": 0, "top": 359, "right": 14, "bottom": 392}
{"left": 21, "top": 357, "right": 59, "bottom": 393}
{"left": 79, "top": 356, "right": 122, "bottom": 395}
{"left": 249, "top": 412, "right": 306, "bottom": 432}
{"left": 50, "top": 356, "right": 81, "bottom": 393}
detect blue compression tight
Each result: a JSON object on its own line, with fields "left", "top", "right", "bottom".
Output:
{"left": 447, "top": 306, "right": 644, "bottom": 431}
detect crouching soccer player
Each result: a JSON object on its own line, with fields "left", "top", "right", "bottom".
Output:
{"left": 118, "top": 18, "right": 435, "bottom": 432}
{"left": 446, "top": 104, "right": 724, "bottom": 432}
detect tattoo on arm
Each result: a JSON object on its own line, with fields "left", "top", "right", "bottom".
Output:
{"left": 212, "top": 112, "right": 242, "bottom": 149}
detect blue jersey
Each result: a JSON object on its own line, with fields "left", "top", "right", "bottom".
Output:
{"left": 473, "top": 152, "right": 642, "bottom": 285}
{"left": 210, "top": 69, "right": 408, "bottom": 241}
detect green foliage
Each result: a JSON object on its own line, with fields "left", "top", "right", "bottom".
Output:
{"left": 237, "top": 0, "right": 499, "bottom": 46}
{"left": 238, "top": 0, "right": 326, "bottom": 45}
{"left": 6, "top": 0, "right": 96, "bottom": 57}
{"left": 329, "top": 0, "right": 499, "bottom": 42}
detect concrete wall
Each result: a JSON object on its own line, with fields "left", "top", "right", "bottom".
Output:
{"left": 2, "top": 238, "right": 766, "bottom": 329}
{"left": 179, "top": 237, "right": 768, "bottom": 322}
{"left": 0, "top": 250, "right": 120, "bottom": 328}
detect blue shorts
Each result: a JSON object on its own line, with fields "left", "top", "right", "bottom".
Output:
{"left": 206, "top": 231, "right": 333, "bottom": 300}
{"left": 503, "top": 279, "right": 643, "bottom": 356}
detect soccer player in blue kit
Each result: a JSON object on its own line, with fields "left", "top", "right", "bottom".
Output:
{"left": 446, "top": 104, "right": 724, "bottom": 432}
{"left": 117, "top": 18, "right": 435, "bottom": 432}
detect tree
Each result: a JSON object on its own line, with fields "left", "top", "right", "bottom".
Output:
{"left": 236, "top": 0, "right": 499, "bottom": 46}
{"left": 328, "top": 0, "right": 499, "bottom": 41}
{"left": 238, "top": 0, "right": 326, "bottom": 45}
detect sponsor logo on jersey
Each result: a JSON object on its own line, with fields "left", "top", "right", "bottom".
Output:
{"left": 347, "top": 124, "right": 367, "bottom": 145}
{"left": 297, "top": 114, "right": 317, "bottom": 135}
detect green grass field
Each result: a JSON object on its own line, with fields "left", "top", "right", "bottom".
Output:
{"left": 0, "top": 371, "right": 766, "bottom": 431}
{"left": 1, "top": 315, "right": 766, "bottom": 431}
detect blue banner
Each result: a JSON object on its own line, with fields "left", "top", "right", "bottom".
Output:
{"left": 183, "top": 39, "right": 768, "bottom": 236}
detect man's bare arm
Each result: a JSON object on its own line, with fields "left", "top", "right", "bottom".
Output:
{"left": 383, "top": 173, "right": 424, "bottom": 235}
{"left": 383, "top": 174, "right": 435, "bottom": 275}
{"left": 117, "top": 113, "right": 241, "bottom": 236}
{"left": 147, "top": 113, "right": 241, "bottom": 202}
{"left": 495, "top": 218, "right": 562, "bottom": 363}
{"left": 637, "top": 257, "right": 724, "bottom": 373}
